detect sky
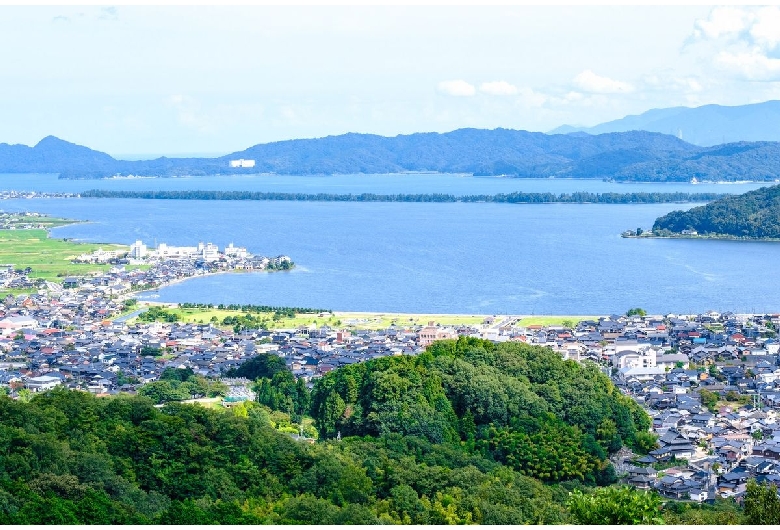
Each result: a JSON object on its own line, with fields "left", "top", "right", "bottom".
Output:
{"left": 2, "top": 4, "right": 780, "bottom": 157}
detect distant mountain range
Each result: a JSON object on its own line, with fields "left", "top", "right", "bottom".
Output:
{"left": 550, "top": 100, "right": 780, "bottom": 146}
{"left": 2, "top": 128, "right": 780, "bottom": 182}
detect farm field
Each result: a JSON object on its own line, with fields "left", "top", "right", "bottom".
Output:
{"left": 0, "top": 228, "right": 128, "bottom": 284}
{"left": 130, "top": 302, "right": 595, "bottom": 330}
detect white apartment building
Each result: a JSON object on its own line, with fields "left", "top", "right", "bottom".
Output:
{"left": 229, "top": 159, "right": 256, "bottom": 168}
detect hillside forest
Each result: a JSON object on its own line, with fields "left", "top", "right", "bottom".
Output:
{"left": 0, "top": 338, "right": 769, "bottom": 524}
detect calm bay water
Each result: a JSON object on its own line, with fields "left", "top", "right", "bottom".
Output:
{"left": 2, "top": 188, "right": 778, "bottom": 315}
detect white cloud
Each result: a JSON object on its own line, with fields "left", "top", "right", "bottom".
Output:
{"left": 573, "top": 70, "right": 633, "bottom": 94}
{"left": 515, "top": 87, "right": 548, "bottom": 108}
{"left": 689, "top": 7, "right": 780, "bottom": 82}
{"left": 717, "top": 50, "right": 780, "bottom": 81}
{"left": 436, "top": 79, "right": 476, "bottom": 97}
{"left": 479, "top": 81, "right": 518, "bottom": 96}
{"left": 692, "top": 6, "right": 748, "bottom": 40}
{"left": 750, "top": 6, "right": 780, "bottom": 50}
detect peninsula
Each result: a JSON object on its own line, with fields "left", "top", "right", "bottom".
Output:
{"left": 0, "top": 211, "right": 294, "bottom": 299}
{"left": 624, "top": 184, "right": 780, "bottom": 240}
{"left": 79, "top": 189, "right": 727, "bottom": 205}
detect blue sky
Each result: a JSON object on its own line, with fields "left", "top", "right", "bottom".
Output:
{"left": 2, "top": 5, "right": 780, "bottom": 157}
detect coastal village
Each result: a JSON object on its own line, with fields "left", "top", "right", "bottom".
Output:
{"left": 1, "top": 215, "right": 780, "bottom": 506}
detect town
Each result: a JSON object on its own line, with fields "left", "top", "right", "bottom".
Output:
{"left": 1, "top": 267, "right": 779, "bottom": 504}
{"left": 58, "top": 239, "right": 292, "bottom": 293}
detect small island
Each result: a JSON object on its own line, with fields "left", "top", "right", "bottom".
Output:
{"left": 624, "top": 183, "right": 780, "bottom": 241}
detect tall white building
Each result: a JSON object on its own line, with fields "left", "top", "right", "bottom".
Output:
{"left": 129, "top": 240, "right": 147, "bottom": 259}
{"left": 271, "top": 255, "right": 292, "bottom": 267}
{"left": 201, "top": 242, "right": 220, "bottom": 261}
{"left": 224, "top": 243, "right": 248, "bottom": 258}
{"left": 156, "top": 243, "right": 199, "bottom": 259}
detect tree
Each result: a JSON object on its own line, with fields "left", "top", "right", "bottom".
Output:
{"left": 17, "top": 388, "right": 33, "bottom": 403}
{"left": 626, "top": 308, "right": 647, "bottom": 317}
{"left": 633, "top": 431, "right": 659, "bottom": 454}
{"left": 226, "top": 354, "right": 288, "bottom": 381}
{"left": 137, "top": 380, "right": 187, "bottom": 404}
{"left": 567, "top": 486, "right": 664, "bottom": 525}
{"left": 140, "top": 346, "right": 162, "bottom": 357}
{"left": 744, "top": 479, "right": 780, "bottom": 524}
{"left": 700, "top": 389, "right": 718, "bottom": 412}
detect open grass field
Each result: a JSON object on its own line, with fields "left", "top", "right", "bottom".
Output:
{"left": 12, "top": 216, "right": 77, "bottom": 229}
{"left": 516, "top": 315, "right": 599, "bottom": 327}
{"left": 0, "top": 229, "right": 129, "bottom": 283}
{"left": 133, "top": 303, "right": 597, "bottom": 330}
{"left": 133, "top": 303, "right": 490, "bottom": 329}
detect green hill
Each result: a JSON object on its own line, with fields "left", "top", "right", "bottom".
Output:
{"left": 311, "top": 338, "right": 653, "bottom": 482}
{"left": 0, "top": 341, "right": 749, "bottom": 524}
{"left": 652, "top": 184, "right": 780, "bottom": 239}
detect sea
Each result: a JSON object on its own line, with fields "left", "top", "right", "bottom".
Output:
{"left": 0, "top": 173, "right": 777, "bottom": 315}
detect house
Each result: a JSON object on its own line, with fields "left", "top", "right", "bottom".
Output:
{"left": 0, "top": 315, "right": 38, "bottom": 336}
{"left": 62, "top": 277, "right": 80, "bottom": 289}
{"left": 626, "top": 467, "right": 658, "bottom": 490}
{"left": 688, "top": 489, "right": 708, "bottom": 502}
{"left": 26, "top": 374, "right": 62, "bottom": 392}
{"left": 418, "top": 323, "right": 458, "bottom": 347}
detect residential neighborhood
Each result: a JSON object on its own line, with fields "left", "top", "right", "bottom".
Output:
{"left": 1, "top": 248, "right": 780, "bottom": 505}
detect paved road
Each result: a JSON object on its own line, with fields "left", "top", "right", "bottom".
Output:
{"left": 113, "top": 308, "right": 146, "bottom": 324}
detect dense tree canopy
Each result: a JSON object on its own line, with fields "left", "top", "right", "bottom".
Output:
{"left": 653, "top": 184, "right": 780, "bottom": 238}
{"left": 311, "top": 338, "right": 650, "bottom": 484}
{"left": 0, "top": 340, "right": 769, "bottom": 524}
{"left": 0, "top": 388, "right": 570, "bottom": 524}
{"left": 81, "top": 189, "right": 725, "bottom": 204}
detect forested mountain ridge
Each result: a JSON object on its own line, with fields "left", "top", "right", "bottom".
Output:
{"left": 652, "top": 184, "right": 780, "bottom": 238}
{"left": 4, "top": 130, "right": 780, "bottom": 181}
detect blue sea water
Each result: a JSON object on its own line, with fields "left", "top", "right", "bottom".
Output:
{"left": 1, "top": 176, "right": 778, "bottom": 315}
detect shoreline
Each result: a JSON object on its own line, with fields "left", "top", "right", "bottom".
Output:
{"left": 51, "top": 173, "right": 779, "bottom": 184}
{"left": 623, "top": 233, "right": 780, "bottom": 242}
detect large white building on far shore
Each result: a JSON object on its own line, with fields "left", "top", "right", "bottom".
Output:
{"left": 229, "top": 159, "right": 256, "bottom": 168}
{"left": 129, "top": 240, "right": 249, "bottom": 262}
